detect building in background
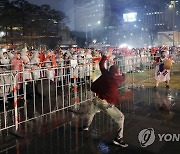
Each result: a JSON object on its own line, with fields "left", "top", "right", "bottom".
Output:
{"left": 73, "top": 0, "right": 111, "bottom": 44}
{"left": 117, "top": 0, "right": 180, "bottom": 47}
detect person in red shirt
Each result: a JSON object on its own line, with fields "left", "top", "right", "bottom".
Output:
{"left": 83, "top": 48, "right": 128, "bottom": 148}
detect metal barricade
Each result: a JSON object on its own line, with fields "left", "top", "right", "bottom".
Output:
{"left": 0, "top": 72, "right": 15, "bottom": 131}
{"left": 0, "top": 54, "right": 166, "bottom": 136}
{"left": 10, "top": 63, "right": 93, "bottom": 131}
{"left": 113, "top": 55, "right": 156, "bottom": 89}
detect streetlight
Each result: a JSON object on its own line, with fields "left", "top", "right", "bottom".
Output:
{"left": 87, "top": 24, "right": 93, "bottom": 44}
{"left": 130, "top": 33, "right": 133, "bottom": 46}
{"left": 141, "top": 28, "right": 144, "bottom": 46}
{"left": 87, "top": 21, "right": 101, "bottom": 44}
{"left": 0, "top": 31, "right": 5, "bottom": 37}
{"left": 169, "top": 0, "right": 175, "bottom": 46}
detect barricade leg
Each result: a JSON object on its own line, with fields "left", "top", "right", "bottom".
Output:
{"left": 10, "top": 74, "right": 23, "bottom": 138}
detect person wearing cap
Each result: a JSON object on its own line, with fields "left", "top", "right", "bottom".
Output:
{"left": 83, "top": 48, "right": 128, "bottom": 148}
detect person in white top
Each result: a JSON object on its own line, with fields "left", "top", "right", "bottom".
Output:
{"left": 30, "top": 51, "right": 41, "bottom": 80}
{"left": 21, "top": 48, "right": 32, "bottom": 80}
{"left": 0, "top": 49, "right": 11, "bottom": 70}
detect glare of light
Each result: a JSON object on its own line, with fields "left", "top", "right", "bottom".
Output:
{"left": 130, "top": 33, "right": 133, "bottom": 36}
{"left": 123, "top": 12, "right": 137, "bottom": 22}
{"left": 2, "top": 48, "right": 7, "bottom": 52}
{"left": 97, "top": 21, "right": 101, "bottom": 24}
{"left": 88, "top": 24, "right": 91, "bottom": 27}
{"left": 134, "top": 24, "right": 137, "bottom": 28}
{"left": 119, "top": 43, "right": 132, "bottom": 49}
{"left": 169, "top": 4, "right": 173, "bottom": 8}
{"left": 0, "top": 31, "right": 5, "bottom": 37}
{"left": 141, "top": 28, "right": 144, "bottom": 31}
{"left": 148, "top": 46, "right": 152, "bottom": 48}
{"left": 93, "top": 39, "right": 97, "bottom": 44}
{"left": 124, "top": 36, "right": 126, "bottom": 38}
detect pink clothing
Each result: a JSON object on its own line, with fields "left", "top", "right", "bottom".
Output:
{"left": 11, "top": 57, "right": 26, "bottom": 88}
{"left": 11, "top": 57, "right": 26, "bottom": 71}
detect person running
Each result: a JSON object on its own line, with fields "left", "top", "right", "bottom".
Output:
{"left": 83, "top": 48, "right": 128, "bottom": 148}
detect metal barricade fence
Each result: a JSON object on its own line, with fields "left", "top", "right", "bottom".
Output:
{"left": 0, "top": 72, "right": 15, "bottom": 131}
{"left": 11, "top": 63, "right": 93, "bottom": 131}
{"left": 0, "top": 55, "right": 161, "bottom": 135}
{"left": 113, "top": 55, "right": 156, "bottom": 89}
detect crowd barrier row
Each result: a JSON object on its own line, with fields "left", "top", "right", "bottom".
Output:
{"left": 0, "top": 54, "right": 177, "bottom": 135}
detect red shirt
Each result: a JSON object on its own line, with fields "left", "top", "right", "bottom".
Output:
{"left": 91, "top": 55, "right": 125, "bottom": 105}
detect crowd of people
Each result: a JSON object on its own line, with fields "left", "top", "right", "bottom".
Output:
{"left": 0, "top": 46, "right": 179, "bottom": 82}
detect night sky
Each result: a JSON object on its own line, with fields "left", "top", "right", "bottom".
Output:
{"left": 26, "top": 0, "right": 71, "bottom": 12}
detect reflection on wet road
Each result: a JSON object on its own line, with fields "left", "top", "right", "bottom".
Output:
{"left": 0, "top": 87, "right": 180, "bottom": 154}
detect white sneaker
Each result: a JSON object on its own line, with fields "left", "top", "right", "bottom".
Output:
{"left": 113, "top": 138, "right": 128, "bottom": 148}
{"left": 83, "top": 127, "right": 89, "bottom": 131}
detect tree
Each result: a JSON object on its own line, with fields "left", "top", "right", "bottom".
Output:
{"left": 0, "top": 0, "right": 70, "bottom": 46}
{"left": 0, "top": 0, "right": 21, "bottom": 44}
